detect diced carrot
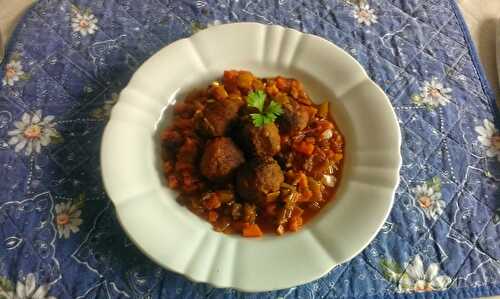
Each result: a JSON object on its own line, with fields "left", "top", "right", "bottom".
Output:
{"left": 298, "top": 189, "right": 313, "bottom": 202}
{"left": 292, "top": 207, "right": 304, "bottom": 217}
{"left": 275, "top": 76, "right": 290, "bottom": 91}
{"left": 333, "top": 153, "right": 343, "bottom": 162}
{"left": 297, "top": 172, "right": 309, "bottom": 189}
{"left": 208, "top": 210, "right": 219, "bottom": 223}
{"left": 294, "top": 141, "right": 315, "bottom": 156}
{"left": 223, "top": 70, "right": 239, "bottom": 81}
{"left": 288, "top": 216, "right": 303, "bottom": 232}
{"left": 242, "top": 223, "right": 263, "bottom": 238}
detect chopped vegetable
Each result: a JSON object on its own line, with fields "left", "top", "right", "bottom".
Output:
{"left": 237, "top": 71, "right": 254, "bottom": 89}
{"left": 318, "top": 102, "right": 329, "bottom": 118}
{"left": 308, "top": 177, "right": 323, "bottom": 201}
{"left": 209, "top": 84, "right": 228, "bottom": 101}
{"left": 294, "top": 141, "right": 315, "bottom": 155}
{"left": 322, "top": 174, "right": 337, "bottom": 187}
{"left": 288, "top": 216, "right": 303, "bottom": 232}
{"left": 321, "top": 129, "right": 333, "bottom": 140}
{"left": 242, "top": 223, "right": 263, "bottom": 237}
{"left": 208, "top": 210, "right": 219, "bottom": 222}
{"left": 333, "top": 153, "right": 343, "bottom": 162}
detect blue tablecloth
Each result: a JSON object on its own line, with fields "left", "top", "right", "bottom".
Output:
{"left": 0, "top": 0, "right": 499, "bottom": 298}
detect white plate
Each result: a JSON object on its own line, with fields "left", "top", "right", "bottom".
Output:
{"left": 101, "top": 22, "right": 402, "bottom": 292}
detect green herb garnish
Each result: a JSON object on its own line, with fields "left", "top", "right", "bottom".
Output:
{"left": 247, "top": 90, "right": 283, "bottom": 127}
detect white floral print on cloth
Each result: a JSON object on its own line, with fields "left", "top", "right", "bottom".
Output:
{"left": 71, "top": 5, "right": 98, "bottom": 36}
{"left": 54, "top": 194, "right": 84, "bottom": 239}
{"left": 7, "top": 110, "right": 62, "bottom": 156}
{"left": 90, "top": 93, "right": 118, "bottom": 119}
{"left": 475, "top": 119, "right": 500, "bottom": 161}
{"left": 2, "top": 53, "right": 29, "bottom": 86}
{"left": 353, "top": 4, "right": 378, "bottom": 26}
{"left": 0, "top": 273, "right": 56, "bottom": 299}
{"left": 412, "top": 78, "right": 452, "bottom": 108}
{"left": 412, "top": 177, "right": 445, "bottom": 220}
{"left": 398, "top": 255, "right": 452, "bottom": 293}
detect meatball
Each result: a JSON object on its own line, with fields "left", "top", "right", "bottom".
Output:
{"left": 274, "top": 94, "right": 311, "bottom": 135}
{"left": 236, "top": 158, "right": 284, "bottom": 203}
{"left": 198, "top": 98, "right": 243, "bottom": 137}
{"left": 200, "top": 137, "right": 245, "bottom": 182}
{"left": 241, "top": 122, "right": 281, "bottom": 157}
{"left": 281, "top": 103, "right": 310, "bottom": 134}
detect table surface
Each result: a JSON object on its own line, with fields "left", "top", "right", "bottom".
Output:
{"left": 0, "top": 1, "right": 498, "bottom": 299}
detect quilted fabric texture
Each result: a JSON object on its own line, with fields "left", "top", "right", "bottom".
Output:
{"left": 0, "top": 0, "right": 499, "bottom": 298}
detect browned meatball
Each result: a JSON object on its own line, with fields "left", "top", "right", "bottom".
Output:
{"left": 236, "top": 158, "right": 284, "bottom": 203}
{"left": 200, "top": 137, "right": 245, "bottom": 182}
{"left": 241, "top": 122, "right": 281, "bottom": 157}
{"left": 198, "top": 98, "right": 243, "bottom": 137}
{"left": 281, "top": 103, "right": 310, "bottom": 134}
{"left": 274, "top": 93, "right": 310, "bottom": 135}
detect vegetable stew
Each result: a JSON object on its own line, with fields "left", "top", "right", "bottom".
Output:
{"left": 160, "top": 70, "right": 344, "bottom": 237}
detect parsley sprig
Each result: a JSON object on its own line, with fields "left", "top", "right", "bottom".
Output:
{"left": 247, "top": 90, "right": 283, "bottom": 127}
